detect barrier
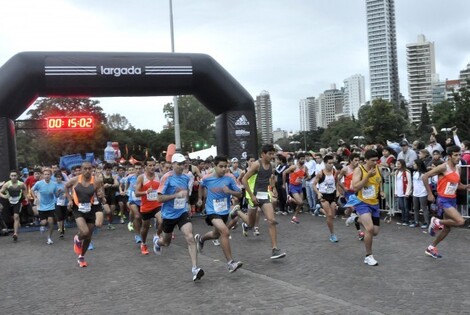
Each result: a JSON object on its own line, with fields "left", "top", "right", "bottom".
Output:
{"left": 381, "top": 165, "right": 470, "bottom": 223}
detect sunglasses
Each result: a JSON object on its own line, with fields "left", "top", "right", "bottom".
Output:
{"left": 176, "top": 162, "right": 185, "bottom": 166}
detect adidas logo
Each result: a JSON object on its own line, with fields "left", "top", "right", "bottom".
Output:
{"left": 235, "top": 115, "right": 250, "bottom": 126}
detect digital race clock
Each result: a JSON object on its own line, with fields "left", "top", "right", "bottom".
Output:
{"left": 46, "top": 116, "right": 94, "bottom": 130}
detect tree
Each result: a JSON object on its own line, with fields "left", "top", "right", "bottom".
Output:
{"left": 107, "top": 113, "right": 132, "bottom": 130}
{"left": 358, "top": 98, "right": 411, "bottom": 144}
{"left": 417, "top": 102, "right": 431, "bottom": 140}
{"left": 320, "top": 117, "right": 361, "bottom": 148}
{"left": 431, "top": 100, "right": 455, "bottom": 132}
{"left": 453, "top": 81, "right": 470, "bottom": 140}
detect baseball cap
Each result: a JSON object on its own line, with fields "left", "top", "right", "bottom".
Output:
{"left": 399, "top": 140, "right": 409, "bottom": 147}
{"left": 231, "top": 157, "right": 238, "bottom": 163}
{"left": 171, "top": 153, "right": 186, "bottom": 163}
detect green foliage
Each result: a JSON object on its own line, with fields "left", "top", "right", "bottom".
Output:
{"left": 320, "top": 117, "right": 361, "bottom": 147}
{"left": 430, "top": 100, "right": 455, "bottom": 131}
{"left": 357, "top": 98, "right": 411, "bottom": 144}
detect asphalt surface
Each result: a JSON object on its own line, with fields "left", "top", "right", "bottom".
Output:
{"left": 1, "top": 211, "right": 470, "bottom": 315}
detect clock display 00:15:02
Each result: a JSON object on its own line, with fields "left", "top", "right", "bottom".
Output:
{"left": 46, "top": 116, "right": 94, "bottom": 130}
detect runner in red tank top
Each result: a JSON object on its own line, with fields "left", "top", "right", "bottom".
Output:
{"left": 422, "top": 145, "right": 470, "bottom": 259}
{"left": 135, "top": 159, "right": 162, "bottom": 255}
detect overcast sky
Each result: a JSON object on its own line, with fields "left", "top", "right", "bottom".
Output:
{"left": 1, "top": 0, "right": 469, "bottom": 133}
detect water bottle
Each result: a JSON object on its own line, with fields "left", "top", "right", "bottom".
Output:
{"left": 104, "top": 141, "right": 115, "bottom": 164}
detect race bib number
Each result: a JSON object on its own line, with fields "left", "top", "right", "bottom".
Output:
{"left": 324, "top": 181, "right": 335, "bottom": 194}
{"left": 147, "top": 190, "right": 158, "bottom": 201}
{"left": 444, "top": 182, "right": 458, "bottom": 195}
{"left": 362, "top": 186, "right": 376, "bottom": 199}
{"left": 213, "top": 198, "right": 228, "bottom": 213}
{"left": 9, "top": 196, "right": 20, "bottom": 205}
{"left": 256, "top": 191, "right": 269, "bottom": 200}
{"left": 174, "top": 197, "right": 186, "bottom": 209}
{"left": 78, "top": 202, "right": 91, "bottom": 213}
{"left": 57, "top": 195, "right": 66, "bottom": 206}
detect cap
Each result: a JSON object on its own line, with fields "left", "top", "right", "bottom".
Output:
{"left": 399, "top": 140, "right": 409, "bottom": 147}
{"left": 231, "top": 157, "right": 238, "bottom": 163}
{"left": 344, "top": 195, "right": 361, "bottom": 208}
{"left": 171, "top": 153, "right": 186, "bottom": 163}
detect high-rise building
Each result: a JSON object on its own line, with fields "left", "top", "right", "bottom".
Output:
{"left": 272, "top": 128, "right": 288, "bottom": 142}
{"left": 366, "top": 0, "right": 400, "bottom": 106}
{"left": 318, "top": 84, "right": 344, "bottom": 129}
{"left": 459, "top": 63, "right": 470, "bottom": 87}
{"left": 299, "top": 97, "right": 317, "bottom": 131}
{"left": 343, "top": 74, "right": 366, "bottom": 118}
{"left": 406, "top": 34, "right": 436, "bottom": 123}
{"left": 255, "top": 90, "right": 273, "bottom": 144}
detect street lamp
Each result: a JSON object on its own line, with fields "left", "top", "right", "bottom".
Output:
{"left": 169, "top": 0, "right": 181, "bottom": 152}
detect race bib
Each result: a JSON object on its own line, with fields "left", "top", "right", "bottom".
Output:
{"left": 213, "top": 198, "right": 228, "bottom": 213}
{"left": 324, "top": 181, "right": 335, "bottom": 194}
{"left": 147, "top": 190, "right": 158, "bottom": 201}
{"left": 9, "top": 196, "right": 20, "bottom": 205}
{"left": 444, "top": 182, "right": 458, "bottom": 195}
{"left": 78, "top": 202, "right": 91, "bottom": 213}
{"left": 174, "top": 197, "right": 186, "bottom": 209}
{"left": 256, "top": 191, "right": 269, "bottom": 200}
{"left": 362, "top": 186, "right": 376, "bottom": 199}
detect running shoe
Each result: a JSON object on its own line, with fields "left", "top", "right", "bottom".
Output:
{"left": 291, "top": 216, "right": 300, "bottom": 224}
{"left": 242, "top": 223, "right": 249, "bottom": 237}
{"left": 425, "top": 246, "right": 442, "bottom": 259}
{"left": 270, "top": 248, "right": 286, "bottom": 259}
{"left": 73, "top": 235, "right": 83, "bottom": 255}
{"left": 212, "top": 239, "right": 220, "bottom": 246}
{"left": 229, "top": 205, "right": 240, "bottom": 219}
{"left": 135, "top": 235, "right": 142, "bottom": 244}
{"left": 47, "top": 238, "right": 54, "bottom": 245}
{"left": 345, "top": 214, "right": 357, "bottom": 227}
{"left": 88, "top": 241, "right": 94, "bottom": 250}
{"left": 153, "top": 235, "right": 161, "bottom": 255}
{"left": 77, "top": 255, "right": 88, "bottom": 268}
{"left": 364, "top": 254, "right": 378, "bottom": 266}
{"left": 127, "top": 222, "right": 134, "bottom": 232}
{"left": 107, "top": 224, "right": 116, "bottom": 230}
{"left": 428, "top": 216, "right": 443, "bottom": 237}
{"left": 140, "top": 243, "right": 149, "bottom": 255}
{"left": 228, "top": 260, "right": 243, "bottom": 273}
{"left": 358, "top": 231, "right": 365, "bottom": 241}
{"left": 59, "top": 229, "right": 64, "bottom": 238}
{"left": 253, "top": 227, "right": 260, "bottom": 236}
{"left": 192, "top": 267, "right": 205, "bottom": 281}
{"left": 409, "top": 222, "right": 418, "bottom": 228}
{"left": 120, "top": 217, "right": 125, "bottom": 224}
{"left": 194, "top": 234, "right": 204, "bottom": 253}
{"left": 420, "top": 223, "right": 428, "bottom": 229}
{"left": 329, "top": 234, "right": 339, "bottom": 243}
{"left": 12, "top": 234, "right": 18, "bottom": 242}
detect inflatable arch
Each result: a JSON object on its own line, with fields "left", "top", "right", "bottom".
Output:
{"left": 0, "top": 52, "right": 258, "bottom": 179}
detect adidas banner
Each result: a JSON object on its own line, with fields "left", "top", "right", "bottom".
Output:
{"left": 226, "top": 110, "right": 258, "bottom": 161}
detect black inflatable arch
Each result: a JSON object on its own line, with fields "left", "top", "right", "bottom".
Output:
{"left": 0, "top": 52, "right": 258, "bottom": 179}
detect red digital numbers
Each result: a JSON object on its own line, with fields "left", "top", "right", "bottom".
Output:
{"left": 46, "top": 116, "right": 94, "bottom": 130}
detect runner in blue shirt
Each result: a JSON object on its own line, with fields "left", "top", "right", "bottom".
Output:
{"left": 153, "top": 153, "right": 204, "bottom": 281}
{"left": 194, "top": 155, "right": 243, "bottom": 273}
{"left": 125, "top": 163, "right": 143, "bottom": 243}
{"left": 32, "top": 168, "right": 58, "bottom": 244}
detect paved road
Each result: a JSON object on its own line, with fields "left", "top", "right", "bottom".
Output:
{"left": 1, "top": 212, "right": 470, "bottom": 314}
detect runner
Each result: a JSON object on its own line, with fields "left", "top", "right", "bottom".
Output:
{"left": 312, "top": 155, "right": 339, "bottom": 242}
{"left": 101, "top": 163, "right": 119, "bottom": 230}
{"left": 0, "top": 170, "right": 27, "bottom": 241}
{"left": 125, "top": 162, "right": 144, "bottom": 243}
{"left": 153, "top": 153, "right": 204, "bottom": 281}
{"left": 135, "top": 159, "right": 162, "bottom": 255}
{"left": 351, "top": 150, "right": 382, "bottom": 266}
{"left": 32, "top": 168, "right": 59, "bottom": 244}
{"left": 54, "top": 171, "right": 68, "bottom": 238}
{"left": 282, "top": 153, "right": 307, "bottom": 224}
{"left": 194, "top": 155, "right": 243, "bottom": 273}
{"left": 65, "top": 161, "right": 104, "bottom": 267}
{"left": 233, "top": 144, "right": 286, "bottom": 260}
{"left": 339, "top": 153, "right": 364, "bottom": 240}
{"left": 422, "top": 145, "right": 468, "bottom": 259}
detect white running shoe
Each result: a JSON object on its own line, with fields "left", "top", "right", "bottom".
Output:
{"left": 345, "top": 214, "right": 357, "bottom": 227}
{"left": 364, "top": 254, "right": 378, "bottom": 266}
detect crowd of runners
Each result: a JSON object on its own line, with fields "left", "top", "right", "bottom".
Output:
{"left": 1, "top": 131, "right": 470, "bottom": 280}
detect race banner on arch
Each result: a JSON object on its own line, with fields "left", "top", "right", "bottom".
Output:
{"left": 226, "top": 110, "right": 258, "bottom": 161}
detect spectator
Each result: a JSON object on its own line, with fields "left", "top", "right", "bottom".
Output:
{"left": 395, "top": 159, "right": 412, "bottom": 225}
{"left": 397, "top": 140, "right": 417, "bottom": 169}
{"left": 426, "top": 134, "right": 444, "bottom": 156}
{"left": 418, "top": 149, "right": 432, "bottom": 168}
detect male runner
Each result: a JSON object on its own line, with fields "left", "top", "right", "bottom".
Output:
{"left": 32, "top": 168, "right": 58, "bottom": 244}
{"left": 0, "top": 170, "right": 27, "bottom": 241}
{"left": 282, "top": 152, "right": 307, "bottom": 224}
